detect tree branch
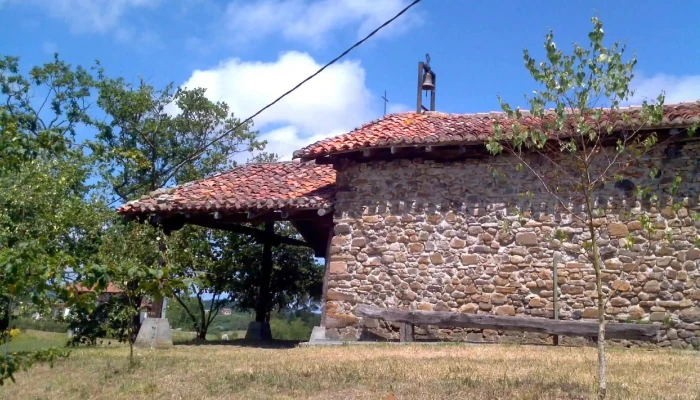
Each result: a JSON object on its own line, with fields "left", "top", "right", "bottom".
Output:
{"left": 504, "top": 146, "right": 585, "bottom": 222}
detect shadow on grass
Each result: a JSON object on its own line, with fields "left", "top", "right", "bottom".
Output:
{"left": 174, "top": 338, "right": 301, "bottom": 349}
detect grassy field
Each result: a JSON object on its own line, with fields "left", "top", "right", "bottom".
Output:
{"left": 5, "top": 329, "right": 69, "bottom": 353}
{"left": 4, "top": 328, "right": 245, "bottom": 350}
{"left": 1, "top": 340, "right": 699, "bottom": 400}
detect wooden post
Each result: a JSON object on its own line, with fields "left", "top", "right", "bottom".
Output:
{"left": 400, "top": 322, "right": 415, "bottom": 342}
{"left": 151, "top": 235, "right": 168, "bottom": 318}
{"left": 553, "top": 251, "right": 560, "bottom": 346}
{"left": 151, "top": 295, "right": 163, "bottom": 318}
{"left": 255, "top": 222, "right": 275, "bottom": 323}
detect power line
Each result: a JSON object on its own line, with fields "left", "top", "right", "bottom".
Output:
{"left": 114, "top": 0, "right": 423, "bottom": 203}
{"left": 160, "top": 0, "right": 424, "bottom": 180}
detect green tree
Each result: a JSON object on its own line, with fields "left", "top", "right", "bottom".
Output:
{"left": 0, "top": 54, "right": 99, "bottom": 384}
{"left": 165, "top": 226, "right": 239, "bottom": 340}
{"left": 0, "top": 54, "right": 94, "bottom": 162}
{"left": 226, "top": 223, "right": 324, "bottom": 323}
{"left": 88, "top": 72, "right": 265, "bottom": 340}
{"left": 486, "top": 18, "right": 694, "bottom": 399}
{"left": 91, "top": 73, "right": 264, "bottom": 203}
{"left": 86, "top": 221, "right": 183, "bottom": 364}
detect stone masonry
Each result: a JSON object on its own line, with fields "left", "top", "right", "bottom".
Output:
{"left": 324, "top": 139, "right": 700, "bottom": 349}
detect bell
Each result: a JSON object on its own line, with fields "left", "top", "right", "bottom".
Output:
{"left": 421, "top": 70, "right": 435, "bottom": 91}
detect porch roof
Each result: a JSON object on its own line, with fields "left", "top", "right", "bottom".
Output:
{"left": 117, "top": 161, "right": 336, "bottom": 218}
{"left": 117, "top": 161, "right": 337, "bottom": 257}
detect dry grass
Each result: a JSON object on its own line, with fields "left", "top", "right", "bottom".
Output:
{"left": 2, "top": 343, "right": 699, "bottom": 399}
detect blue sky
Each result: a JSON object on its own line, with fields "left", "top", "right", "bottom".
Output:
{"left": 2, "top": 0, "right": 699, "bottom": 160}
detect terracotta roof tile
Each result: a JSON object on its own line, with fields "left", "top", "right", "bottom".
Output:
{"left": 72, "top": 282, "right": 123, "bottom": 294}
{"left": 293, "top": 101, "right": 700, "bottom": 160}
{"left": 117, "top": 161, "right": 336, "bottom": 216}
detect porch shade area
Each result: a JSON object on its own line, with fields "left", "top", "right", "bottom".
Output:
{"left": 117, "top": 161, "right": 337, "bottom": 257}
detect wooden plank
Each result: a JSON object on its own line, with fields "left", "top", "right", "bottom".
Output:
{"left": 356, "top": 305, "right": 660, "bottom": 342}
{"left": 400, "top": 322, "right": 415, "bottom": 342}
{"left": 218, "top": 224, "right": 311, "bottom": 248}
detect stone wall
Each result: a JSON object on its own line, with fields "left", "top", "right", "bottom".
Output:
{"left": 324, "top": 138, "right": 700, "bottom": 349}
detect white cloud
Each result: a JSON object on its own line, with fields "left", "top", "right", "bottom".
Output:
{"left": 181, "top": 51, "right": 378, "bottom": 160}
{"left": 5, "top": 0, "right": 158, "bottom": 34}
{"left": 627, "top": 73, "right": 700, "bottom": 105}
{"left": 222, "top": 0, "right": 422, "bottom": 47}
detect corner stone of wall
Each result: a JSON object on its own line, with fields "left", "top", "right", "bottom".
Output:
{"left": 323, "top": 142, "right": 700, "bottom": 350}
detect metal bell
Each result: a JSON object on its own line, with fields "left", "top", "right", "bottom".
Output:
{"left": 421, "top": 70, "right": 435, "bottom": 91}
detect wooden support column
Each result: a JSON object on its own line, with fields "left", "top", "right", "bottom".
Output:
{"left": 151, "top": 231, "right": 170, "bottom": 318}
{"left": 400, "top": 322, "right": 415, "bottom": 342}
{"left": 255, "top": 221, "right": 275, "bottom": 324}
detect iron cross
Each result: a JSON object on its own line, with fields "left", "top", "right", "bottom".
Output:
{"left": 382, "top": 90, "right": 389, "bottom": 116}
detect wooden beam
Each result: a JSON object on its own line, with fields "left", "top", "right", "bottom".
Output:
{"left": 247, "top": 209, "right": 269, "bottom": 220}
{"left": 356, "top": 305, "right": 660, "bottom": 342}
{"left": 155, "top": 214, "right": 186, "bottom": 233}
{"left": 218, "top": 224, "right": 312, "bottom": 248}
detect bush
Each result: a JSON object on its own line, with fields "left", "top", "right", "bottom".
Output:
{"left": 13, "top": 317, "right": 69, "bottom": 333}
{"left": 66, "top": 297, "right": 130, "bottom": 346}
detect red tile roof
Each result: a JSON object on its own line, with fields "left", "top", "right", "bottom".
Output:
{"left": 293, "top": 101, "right": 700, "bottom": 160}
{"left": 117, "top": 161, "right": 336, "bottom": 216}
{"left": 72, "top": 282, "right": 123, "bottom": 294}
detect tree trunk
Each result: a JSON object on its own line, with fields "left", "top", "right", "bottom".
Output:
{"left": 126, "top": 285, "right": 142, "bottom": 344}
{"left": 130, "top": 306, "right": 141, "bottom": 344}
{"left": 593, "top": 238, "right": 607, "bottom": 400}
{"left": 198, "top": 312, "right": 207, "bottom": 340}
{"left": 585, "top": 195, "right": 607, "bottom": 400}
{"left": 2, "top": 299, "right": 11, "bottom": 357}
{"left": 173, "top": 293, "right": 200, "bottom": 339}
{"left": 0, "top": 296, "right": 9, "bottom": 333}
{"left": 128, "top": 318, "right": 135, "bottom": 366}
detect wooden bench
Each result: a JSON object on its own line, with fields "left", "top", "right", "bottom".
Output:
{"left": 356, "top": 304, "right": 661, "bottom": 343}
